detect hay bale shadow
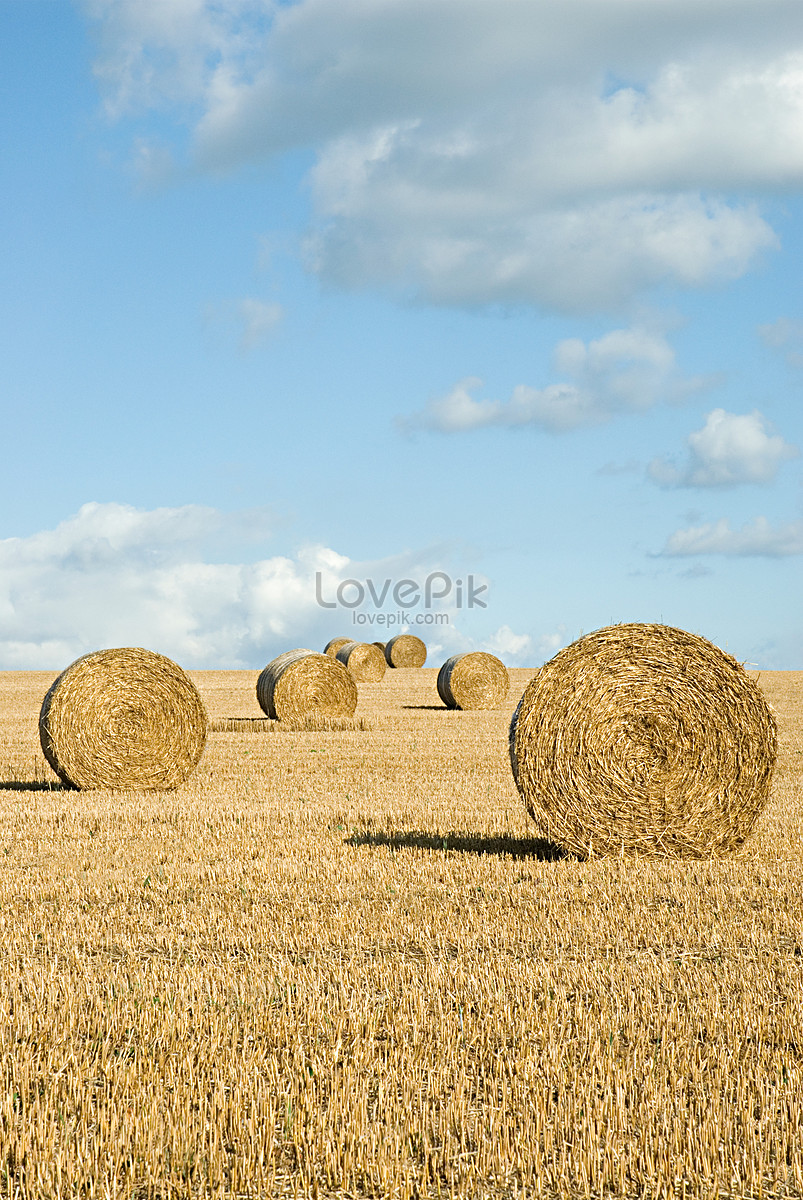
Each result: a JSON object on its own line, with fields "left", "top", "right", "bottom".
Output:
{"left": 401, "top": 705, "right": 450, "bottom": 711}
{"left": 0, "top": 780, "right": 67, "bottom": 792}
{"left": 210, "top": 716, "right": 371, "bottom": 733}
{"left": 346, "top": 829, "right": 566, "bottom": 860}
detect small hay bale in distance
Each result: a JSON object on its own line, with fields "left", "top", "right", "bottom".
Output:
{"left": 509, "top": 623, "right": 777, "bottom": 859}
{"left": 257, "top": 649, "right": 357, "bottom": 722}
{"left": 323, "top": 636, "right": 352, "bottom": 658}
{"left": 372, "top": 641, "right": 386, "bottom": 652}
{"left": 336, "top": 640, "right": 387, "bottom": 682}
{"left": 384, "top": 634, "right": 427, "bottom": 668}
{"left": 437, "top": 651, "right": 509, "bottom": 710}
{"left": 39, "top": 647, "right": 208, "bottom": 791}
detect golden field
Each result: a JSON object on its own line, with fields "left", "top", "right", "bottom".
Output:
{"left": 1, "top": 666, "right": 803, "bottom": 1198}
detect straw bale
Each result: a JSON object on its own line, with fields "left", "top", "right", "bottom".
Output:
{"left": 437, "top": 651, "right": 509, "bottom": 710}
{"left": 384, "top": 634, "right": 427, "bottom": 668}
{"left": 39, "top": 648, "right": 208, "bottom": 791}
{"left": 336, "top": 640, "right": 387, "bottom": 682}
{"left": 509, "top": 623, "right": 777, "bottom": 859}
{"left": 372, "top": 642, "right": 386, "bottom": 652}
{"left": 257, "top": 649, "right": 357, "bottom": 722}
{"left": 324, "top": 637, "right": 352, "bottom": 657}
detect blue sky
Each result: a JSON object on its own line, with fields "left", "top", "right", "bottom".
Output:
{"left": 2, "top": 0, "right": 803, "bottom": 669}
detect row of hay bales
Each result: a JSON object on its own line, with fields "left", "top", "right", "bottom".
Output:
{"left": 33, "top": 623, "right": 778, "bottom": 861}
{"left": 324, "top": 633, "right": 428, "bottom": 673}
{"left": 256, "top": 638, "right": 511, "bottom": 719}
{"left": 36, "top": 640, "right": 511, "bottom": 792}
{"left": 321, "top": 634, "right": 511, "bottom": 711}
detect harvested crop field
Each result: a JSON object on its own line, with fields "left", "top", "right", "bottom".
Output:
{"left": 1, "top": 667, "right": 803, "bottom": 1198}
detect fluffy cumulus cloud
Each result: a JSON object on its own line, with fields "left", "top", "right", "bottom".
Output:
{"left": 484, "top": 625, "right": 568, "bottom": 666}
{"left": 405, "top": 326, "right": 710, "bottom": 433}
{"left": 661, "top": 515, "right": 803, "bottom": 556}
{"left": 0, "top": 503, "right": 540, "bottom": 668}
{"left": 0, "top": 502, "right": 340, "bottom": 668}
{"left": 423, "top": 620, "right": 564, "bottom": 668}
{"left": 83, "top": 0, "right": 803, "bottom": 311}
{"left": 649, "top": 409, "right": 798, "bottom": 486}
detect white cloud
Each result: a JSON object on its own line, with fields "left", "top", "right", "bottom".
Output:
{"left": 204, "top": 296, "right": 283, "bottom": 350}
{"left": 237, "top": 297, "right": 283, "bottom": 349}
{"left": 484, "top": 624, "right": 568, "bottom": 666}
{"left": 84, "top": 0, "right": 803, "bottom": 310}
{"left": 649, "top": 408, "right": 798, "bottom": 486}
{"left": 661, "top": 515, "right": 803, "bottom": 556}
{"left": 405, "top": 326, "right": 711, "bottom": 433}
{"left": 0, "top": 502, "right": 341, "bottom": 668}
{"left": 758, "top": 317, "right": 803, "bottom": 367}
{"left": 423, "top": 620, "right": 565, "bottom": 667}
{"left": 0, "top": 503, "right": 507, "bottom": 669}
{"left": 481, "top": 626, "right": 533, "bottom": 666}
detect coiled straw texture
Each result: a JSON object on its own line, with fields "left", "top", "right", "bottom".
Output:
{"left": 509, "top": 623, "right": 777, "bottom": 859}
{"left": 257, "top": 650, "right": 358, "bottom": 722}
{"left": 384, "top": 635, "right": 427, "bottom": 668}
{"left": 323, "top": 637, "right": 352, "bottom": 658}
{"left": 437, "top": 652, "right": 509, "bottom": 710}
{"left": 336, "top": 641, "right": 387, "bottom": 682}
{"left": 39, "top": 648, "right": 208, "bottom": 791}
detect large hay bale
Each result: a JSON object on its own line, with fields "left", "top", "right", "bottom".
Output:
{"left": 257, "top": 649, "right": 357, "bottom": 721}
{"left": 336, "top": 640, "right": 387, "bottom": 682}
{"left": 437, "top": 651, "right": 509, "bottom": 710}
{"left": 384, "top": 634, "right": 427, "bottom": 668}
{"left": 323, "top": 637, "right": 352, "bottom": 658}
{"left": 39, "top": 647, "right": 208, "bottom": 791}
{"left": 509, "top": 623, "right": 777, "bottom": 859}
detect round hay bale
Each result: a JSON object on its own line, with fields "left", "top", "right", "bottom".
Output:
{"left": 437, "top": 651, "right": 509, "bottom": 710}
{"left": 372, "top": 641, "right": 386, "bottom": 652}
{"left": 324, "top": 636, "right": 352, "bottom": 658}
{"left": 509, "top": 623, "right": 777, "bottom": 859}
{"left": 336, "top": 640, "right": 387, "bottom": 682}
{"left": 257, "top": 649, "right": 357, "bottom": 721}
{"left": 384, "top": 634, "right": 427, "bottom": 668}
{"left": 39, "top": 648, "right": 208, "bottom": 791}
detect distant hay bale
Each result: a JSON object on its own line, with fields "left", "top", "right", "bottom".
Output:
{"left": 336, "top": 640, "right": 387, "bottom": 682}
{"left": 384, "top": 634, "right": 427, "bottom": 668}
{"left": 437, "top": 652, "right": 509, "bottom": 710}
{"left": 372, "top": 641, "right": 386, "bottom": 652}
{"left": 509, "top": 623, "right": 777, "bottom": 859}
{"left": 324, "top": 637, "right": 352, "bottom": 658}
{"left": 39, "top": 648, "right": 208, "bottom": 791}
{"left": 257, "top": 650, "right": 357, "bottom": 722}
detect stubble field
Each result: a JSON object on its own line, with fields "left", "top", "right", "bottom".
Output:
{"left": 1, "top": 666, "right": 803, "bottom": 1198}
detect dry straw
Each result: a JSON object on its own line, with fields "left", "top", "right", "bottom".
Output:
{"left": 257, "top": 649, "right": 357, "bottom": 722}
{"left": 509, "top": 623, "right": 777, "bottom": 859}
{"left": 384, "top": 634, "right": 427, "bottom": 668}
{"left": 210, "top": 715, "right": 370, "bottom": 733}
{"left": 39, "top": 647, "right": 208, "bottom": 791}
{"left": 323, "top": 637, "right": 352, "bottom": 658}
{"left": 336, "top": 640, "right": 387, "bottom": 682}
{"left": 437, "top": 651, "right": 509, "bottom": 710}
